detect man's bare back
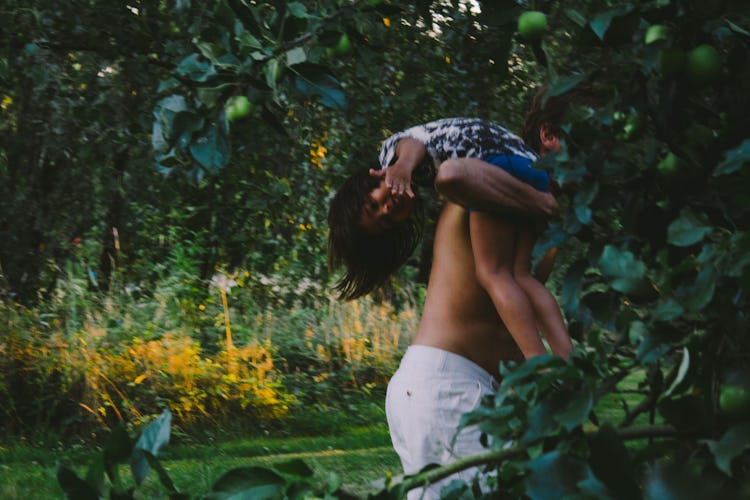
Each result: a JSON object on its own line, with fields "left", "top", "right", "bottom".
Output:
{"left": 413, "top": 202, "right": 525, "bottom": 375}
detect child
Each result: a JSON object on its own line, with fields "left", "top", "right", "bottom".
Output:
{"left": 328, "top": 116, "right": 572, "bottom": 360}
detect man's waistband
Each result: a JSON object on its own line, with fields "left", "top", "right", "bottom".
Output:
{"left": 398, "top": 344, "right": 498, "bottom": 390}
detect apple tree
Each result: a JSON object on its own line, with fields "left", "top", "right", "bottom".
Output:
{"left": 143, "top": 0, "right": 750, "bottom": 497}
{"left": 383, "top": 1, "right": 750, "bottom": 498}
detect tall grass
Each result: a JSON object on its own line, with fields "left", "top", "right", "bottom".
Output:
{"left": 0, "top": 260, "right": 423, "bottom": 442}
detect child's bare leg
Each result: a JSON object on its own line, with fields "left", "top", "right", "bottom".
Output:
{"left": 514, "top": 226, "right": 572, "bottom": 359}
{"left": 469, "top": 211, "right": 547, "bottom": 359}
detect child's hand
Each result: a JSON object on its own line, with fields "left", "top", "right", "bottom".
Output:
{"left": 369, "top": 162, "right": 415, "bottom": 198}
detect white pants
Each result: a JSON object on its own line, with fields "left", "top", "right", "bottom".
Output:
{"left": 385, "top": 345, "right": 499, "bottom": 499}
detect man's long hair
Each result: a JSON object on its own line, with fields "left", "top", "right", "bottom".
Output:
{"left": 327, "top": 168, "right": 424, "bottom": 300}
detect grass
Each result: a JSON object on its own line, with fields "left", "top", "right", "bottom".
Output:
{"left": 0, "top": 370, "right": 656, "bottom": 499}
{"left": 0, "top": 424, "right": 401, "bottom": 499}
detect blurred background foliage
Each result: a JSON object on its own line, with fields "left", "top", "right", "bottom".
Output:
{"left": 1, "top": 0, "right": 750, "bottom": 497}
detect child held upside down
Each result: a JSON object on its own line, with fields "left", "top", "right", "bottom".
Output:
{"left": 328, "top": 117, "right": 572, "bottom": 360}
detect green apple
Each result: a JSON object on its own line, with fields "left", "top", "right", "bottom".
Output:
{"left": 335, "top": 33, "right": 352, "bottom": 56}
{"left": 225, "top": 96, "right": 253, "bottom": 122}
{"left": 517, "top": 11, "right": 548, "bottom": 40}
{"left": 263, "top": 60, "right": 283, "bottom": 83}
{"left": 644, "top": 24, "right": 669, "bottom": 45}
{"left": 621, "top": 114, "right": 643, "bottom": 140}
{"left": 719, "top": 384, "right": 750, "bottom": 418}
{"left": 656, "top": 152, "right": 684, "bottom": 178}
{"left": 686, "top": 44, "right": 721, "bottom": 83}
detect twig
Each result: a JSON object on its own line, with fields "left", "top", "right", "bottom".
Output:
{"left": 394, "top": 423, "right": 684, "bottom": 496}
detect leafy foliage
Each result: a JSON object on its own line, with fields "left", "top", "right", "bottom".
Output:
{"left": 2, "top": 0, "right": 750, "bottom": 498}
{"left": 57, "top": 409, "right": 364, "bottom": 499}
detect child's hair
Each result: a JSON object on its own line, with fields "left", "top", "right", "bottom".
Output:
{"left": 522, "top": 83, "right": 600, "bottom": 153}
{"left": 327, "top": 168, "right": 423, "bottom": 300}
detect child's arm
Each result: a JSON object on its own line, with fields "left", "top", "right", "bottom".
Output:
{"left": 369, "top": 137, "right": 426, "bottom": 199}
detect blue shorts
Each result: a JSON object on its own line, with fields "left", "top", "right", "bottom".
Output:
{"left": 483, "top": 154, "right": 550, "bottom": 192}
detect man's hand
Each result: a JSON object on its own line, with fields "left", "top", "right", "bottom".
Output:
{"left": 369, "top": 161, "right": 416, "bottom": 198}
{"left": 541, "top": 192, "right": 560, "bottom": 219}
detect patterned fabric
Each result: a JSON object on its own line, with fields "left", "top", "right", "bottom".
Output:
{"left": 377, "top": 117, "right": 538, "bottom": 173}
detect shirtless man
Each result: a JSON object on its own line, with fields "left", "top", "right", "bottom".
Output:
{"left": 384, "top": 87, "right": 599, "bottom": 498}
{"left": 384, "top": 168, "right": 557, "bottom": 499}
{"left": 327, "top": 86, "right": 596, "bottom": 498}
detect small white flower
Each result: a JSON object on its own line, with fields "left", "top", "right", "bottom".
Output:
{"left": 210, "top": 273, "right": 237, "bottom": 292}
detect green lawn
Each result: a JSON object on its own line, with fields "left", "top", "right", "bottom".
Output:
{"left": 0, "top": 371, "right": 652, "bottom": 499}
{"left": 0, "top": 425, "right": 402, "bottom": 499}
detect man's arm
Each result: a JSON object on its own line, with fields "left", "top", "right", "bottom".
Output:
{"left": 435, "top": 157, "right": 559, "bottom": 219}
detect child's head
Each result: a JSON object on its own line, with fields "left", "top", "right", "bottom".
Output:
{"left": 327, "top": 168, "right": 423, "bottom": 300}
{"left": 522, "top": 83, "right": 600, "bottom": 154}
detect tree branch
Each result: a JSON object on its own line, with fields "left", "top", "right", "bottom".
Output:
{"left": 394, "top": 423, "right": 684, "bottom": 496}
{"left": 619, "top": 354, "right": 682, "bottom": 428}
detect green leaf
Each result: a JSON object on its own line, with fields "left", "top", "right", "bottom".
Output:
{"left": 499, "top": 354, "right": 561, "bottom": 387}
{"left": 556, "top": 386, "right": 593, "bottom": 430}
{"left": 157, "top": 77, "right": 182, "bottom": 93}
{"left": 57, "top": 464, "right": 100, "bottom": 500}
{"left": 272, "top": 458, "right": 314, "bottom": 478}
{"left": 197, "top": 83, "right": 233, "bottom": 108}
{"left": 173, "top": 111, "right": 205, "bottom": 148}
{"left": 144, "top": 452, "right": 184, "bottom": 495}
{"left": 628, "top": 320, "right": 647, "bottom": 345}
{"left": 727, "top": 19, "right": 750, "bottom": 37}
{"left": 189, "top": 122, "right": 231, "bottom": 173}
{"left": 157, "top": 94, "right": 190, "bottom": 114}
{"left": 563, "top": 8, "right": 587, "bottom": 28}
{"left": 265, "top": 58, "right": 283, "bottom": 88}
{"left": 523, "top": 395, "right": 559, "bottom": 443}
{"left": 588, "top": 423, "right": 640, "bottom": 500}
{"left": 667, "top": 208, "right": 712, "bottom": 247}
{"left": 152, "top": 119, "right": 169, "bottom": 153}
{"left": 84, "top": 454, "right": 106, "bottom": 495}
{"left": 574, "top": 204, "right": 592, "bottom": 224}
{"left": 637, "top": 334, "right": 670, "bottom": 364}
{"left": 597, "top": 245, "right": 648, "bottom": 294}
{"left": 293, "top": 65, "right": 346, "bottom": 110}
{"left": 237, "top": 31, "right": 264, "bottom": 52}
{"left": 561, "top": 261, "right": 585, "bottom": 314}
{"left": 207, "top": 466, "right": 285, "bottom": 499}
{"left": 286, "top": 47, "right": 307, "bottom": 66}
{"left": 526, "top": 451, "right": 590, "bottom": 499}
{"left": 287, "top": 2, "right": 308, "bottom": 18}
{"left": 653, "top": 297, "right": 684, "bottom": 321}
{"left": 681, "top": 265, "right": 716, "bottom": 312}
{"left": 176, "top": 53, "right": 217, "bottom": 82}
{"left": 195, "top": 41, "right": 223, "bottom": 63}
{"left": 727, "top": 232, "right": 750, "bottom": 277}
{"left": 130, "top": 408, "right": 171, "bottom": 486}
{"left": 533, "top": 223, "right": 569, "bottom": 262}
{"left": 572, "top": 180, "right": 597, "bottom": 225}
{"left": 706, "top": 422, "right": 750, "bottom": 475}
{"left": 714, "top": 138, "right": 750, "bottom": 176}
{"left": 589, "top": 6, "right": 633, "bottom": 41}
{"left": 104, "top": 423, "right": 134, "bottom": 467}
{"left": 663, "top": 348, "right": 690, "bottom": 397}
